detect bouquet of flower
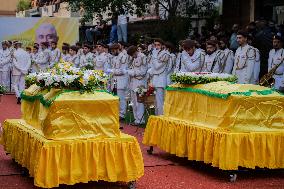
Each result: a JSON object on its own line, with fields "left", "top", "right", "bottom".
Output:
{"left": 171, "top": 72, "right": 238, "bottom": 85}
{"left": 134, "top": 86, "right": 148, "bottom": 97}
{"left": 25, "top": 62, "right": 110, "bottom": 93}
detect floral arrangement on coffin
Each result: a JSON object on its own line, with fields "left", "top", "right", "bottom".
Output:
{"left": 171, "top": 72, "right": 238, "bottom": 85}
{"left": 25, "top": 61, "right": 110, "bottom": 92}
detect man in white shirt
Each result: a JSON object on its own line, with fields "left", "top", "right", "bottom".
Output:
{"left": 68, "top": 45, "right": 80, "bottom": 67}
{"left": 219, "top": 38, "right": 234, "bottom": 74}
{"left": 0, "top": 41, "right": 11, "bottom": 89}
{"left": 109, "top": 43, "right": 129, "bottom": 120}
{"left": 79, "top": 44, "right": 94, "bottom": 68}
{"left": 268, "top": 35, "right": 284, "bottom": 89}
{"left": 232, "top": 31, "right": 256, "bottom": 84}
{"left": 94, "top": 42, "right": 108, "bottom": 71}
{"left": 35, "top": 42, "right": 51, "bottom": 71}
{"left": 202, "top": 40, "right": 225, "bottom": 73}
{"left": 127, "top": 46, "right": 147, "bottom": 125}
{"left": 61, "top": 45, "right": 71, "bottom": 62}
{"left": 12, "top": 41, "right": 31, "bottom": 104}
{"left": 31, "top": 45, "right": 40, "bottom": 72}
{"left": 147, "top": 38, "right": 170, "bottom": 115}
{"left": 117, "top": 9, "right": 128, "bottom": 43}
{"left": 175, "top": 40, "right": 202, "bottom": 72}
{"left": 49, "top": 41, "right": 61, "bottom": 68}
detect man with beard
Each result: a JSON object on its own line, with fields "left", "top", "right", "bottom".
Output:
{"left": 35, "top": 42, "right": 51, "bottom": 71}
{"left": 127, "top": 46, "right": 147, "bottom": 126}
{"left": 12, "top": 41, "right": 31, "bottom": 104}
{"left": 79, "top": 44, "right": 94, "bottom": 68}
{"left": 31, "top": 45, "right": 40, "bottom": 72}
{"left": 61, "top": 45, "right": 70, "bottom": 62}
{"left": 0, "top": 41, "right": 11, "bottom": 90}
{"left": 219, "top": 38, "right": 234, "bottom": 74}
{"left": 109, "top": 43, "right": 129, "bottom": 121}
{"left": 201, "top": 40, "right": 225, "bottom": 73}
{"left": 49, "top": 41, "right": 61, "bottom": 68}
{"left": 268, "top": 35, "right": 284, "bottom": 90}
{"left": 232, "top": 31, "right": 256, "bottom": 84}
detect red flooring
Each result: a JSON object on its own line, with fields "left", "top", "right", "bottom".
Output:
{"left": 0, "top": 95, "right": 283, "bottom": 189}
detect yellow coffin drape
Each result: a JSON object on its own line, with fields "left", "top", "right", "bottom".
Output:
{"left": 143, "top": 116, "right": 284, "bottom": 170}
{"left": 22, "top": 87, "right": 120, "bottom": 140}
{"left": 2, "top": 119, "right": 144, "bottom": 188}
{"left": 165, "top": 82, "right": 284, "bottom": 131}
{"left": 143, "top": 82, "right": 284, "bottom": 170}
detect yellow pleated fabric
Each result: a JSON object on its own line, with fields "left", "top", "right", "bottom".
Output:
{"left": 143, "top": 116, "right": 284, "bottom": 170}
{"left": 1, "top": 119, "right": 144, "bottom": 188}
{"left": 143, "top": 82, "right": 284, "bottom": 170}
{"left": 22, "top": 89, "right": 121, "bottom": 140}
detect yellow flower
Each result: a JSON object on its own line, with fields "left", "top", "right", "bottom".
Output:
{"left": 79, "top": 77, "right": 84, "bottom": 84}
{"left": 89, "top": 75, "right": 94, "bottom": 80}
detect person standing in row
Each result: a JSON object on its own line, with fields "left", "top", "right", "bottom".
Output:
{"left": 0, "top": 41, "right": 11, "bottom": 89}
{"left": 68, "top": 45, "right": 80, "bottom": 67}
{"left": 175, "top": 40, "right": 202, "bottom": 73}
{"left": 61, "top": 45, "right": 71, "bottom": 62}
{"left": 49, "top": 41, "right": 61, "bottom": 68}
{"left": 232, "top": 31, "right": 257, "bottom": 84}
{"left": 202, "top": 40, "right": 225, "bottom": 73}
{"left": 12, "top": 41, "right": 31, "bottom": 104}
{"left": 79, "top": 44, "right": 93, "bottom": 68}
{"left": 148, "top": 38, "right": 170, "bottom": 115}
{"left": 268, "top": 35, "right": 284, "bottom": 89}
{"left": 127, "top": 46, "right": 147, "bottom": 125}
{"left": 35, "top": 42, "right": 51, "bottom": 71}
{"left": 219, "top": 38, "right": 234, "bottom": 74}
{"left": 109, "top": 43, "right": 129, "bottom": 120}
{"left": 31, "top": 45, "right": 40, "bottom": 72}
{"left": 94, "top": 42, "right": 108, "bottom": 71}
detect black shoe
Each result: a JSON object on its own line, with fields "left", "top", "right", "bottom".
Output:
{"left": 17, "top": 97, "right": 21, "bottom": 104}
{"left": 119, "top": 126, "right": 124, "bottom": 130}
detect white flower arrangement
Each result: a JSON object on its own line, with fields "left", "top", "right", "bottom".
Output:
{"left": 171, "top": 72, "right": 238, "bottom": 85}
{"left": 25, "top": 62, "right": 109, "bottom": 92}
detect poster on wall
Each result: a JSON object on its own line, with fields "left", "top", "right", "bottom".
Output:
{"left": 0, "top": 17, "right": 79, "bottom": 48}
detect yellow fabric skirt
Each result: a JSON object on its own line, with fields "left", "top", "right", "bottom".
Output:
{"left": 1, "top": 119, "right": 144, "bottom": 188}
{"left": 143, "top": 116, "right": 284, "bottom": 170}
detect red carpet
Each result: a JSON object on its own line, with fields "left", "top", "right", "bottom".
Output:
{"left": 0, "top": 95, "right": 283, "bottom": 189}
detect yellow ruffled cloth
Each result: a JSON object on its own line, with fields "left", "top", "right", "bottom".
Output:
{"left": 143, "top": 82, "right": 284, "bottom": 170}
{"left": 1, "top": 86, "right": 144, "bottom": 188}
{"left": 2, "top": 119, "right": 144, "bottom": 188}
{"left": 143, "top": 116, "right": 284, "bottom": 170}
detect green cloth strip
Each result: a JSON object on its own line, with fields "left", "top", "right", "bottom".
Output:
{"left": 21, "top": 89, "right": 114, "bottom": 108}
{"left": 166, "top": 86, "right": 280, "bottom": 100}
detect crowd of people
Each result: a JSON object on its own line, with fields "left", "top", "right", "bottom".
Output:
{"left": 31, "top": 0, "right": 65, "bottom": 12}
{"left": 85, "top": 10, "right": 129, "bottom": 45}
{"left": 0, "top": 20, "right": 283, "bottom": 125}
